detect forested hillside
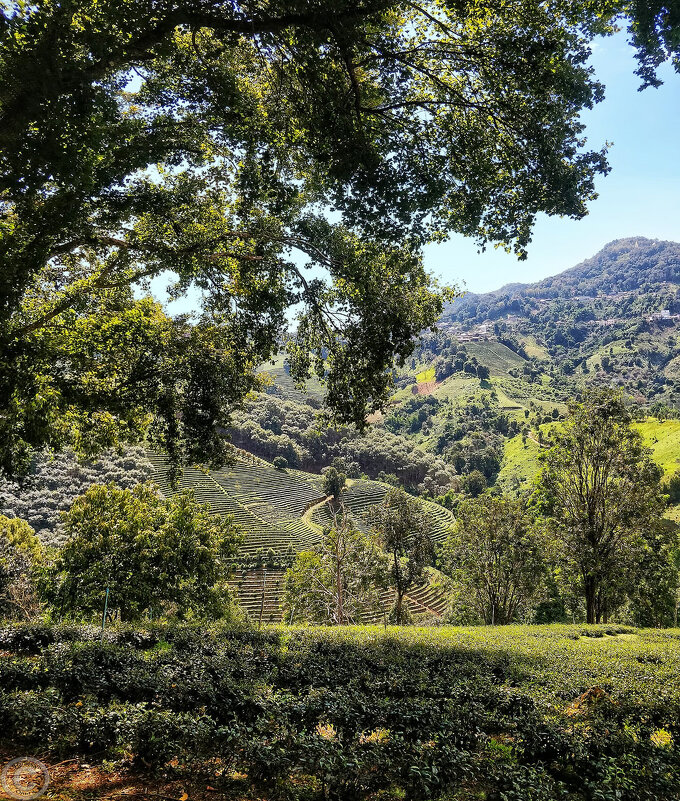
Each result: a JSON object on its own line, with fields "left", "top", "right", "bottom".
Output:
{"left": 227, "top": 238, "right": 680, "bottom": 514}
{"left": 441, "top": 237, "right": 680, "bottom": 408}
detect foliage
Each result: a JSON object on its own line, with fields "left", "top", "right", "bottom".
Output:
{"left": 0, "top": 516, "right": 44, "bottom": 620}
{"left": 626, "top": 520, "right": 680, "bottom": 628}
{"left": 284, "top": 513, "right": 387, "bottom": 624}
{"left": 229, "top": 392, "right": 456, "bottom": 494}
{"left": 538, "top": 390, "right": 667, "bottom": 623}
{"left": 623, "top": 1, "right": 680, "bottom": 88}
{"left": 369, "top": 488, "right": 435, "bottom": 624}
{"left": 47, "top": 483, "right": 242, "bottom": 621}
{"left": 1, "top": 622, "right": 680, "bottom": 800}
{"left": 0, "top": 446, "right": 153, "bottom": 546}
{"left": 322, "top": 467, "right": 346, "bottom": 503}
{"left": 442, "top": 494, "right": 548, "bottom": 624}
{"left": 1, "top": 0, "right": 628, "bottom": 470}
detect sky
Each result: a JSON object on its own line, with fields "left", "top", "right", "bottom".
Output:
{"left": 426, "top": 32, "right": 680, "bottom": 295}
{"left": 153, "top": 29, "right": 680, "bottom": 313}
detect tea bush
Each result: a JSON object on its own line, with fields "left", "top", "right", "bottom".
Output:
{"left": 0, "top": 623, "right": 679, "bottom": 800}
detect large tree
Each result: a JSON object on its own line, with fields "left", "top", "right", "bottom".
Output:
{"left": 0, "top": 0, "right": 629, "bottom": 473}
{"left": 442, "top": 494, "right": 547, "bottom": 625}
{"left": 538, "top": 390, "right": 665, "bottom": 624}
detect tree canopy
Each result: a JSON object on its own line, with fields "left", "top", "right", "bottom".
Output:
{"left": 0, "top": 0, "right": 675, "bottom": 473}
{"left": 48, "top": 482, "right": 242, "bottom": 620}
{"left": 538, "top": 390, "right": 666, "bottom": 624}
{"left": 442, "top": 493, "right": 547, "bottom": 625}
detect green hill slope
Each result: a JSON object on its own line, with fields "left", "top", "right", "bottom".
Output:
{"left": 497, "top": 417, "right": 680, "bottom": 491}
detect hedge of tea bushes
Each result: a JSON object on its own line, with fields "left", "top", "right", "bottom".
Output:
{"left": 0, "top": 623, "right": 679, "bottom": 800}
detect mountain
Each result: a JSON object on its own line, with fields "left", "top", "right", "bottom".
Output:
{"left": 221, "top": 236, "right": 680, "bottom": 519}
{"left": 445, "top": 237, "right": 680, "bottom": 317}
{"left": 434, "top": 237, "right": 680, "bottom": 410}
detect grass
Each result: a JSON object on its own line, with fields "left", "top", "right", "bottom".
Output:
{"left": 416, "top": 366, "right": 435, "bottom": 382}
{"left": 496, "top": 431, "right": 543, "bottom": 488}
{"left": 466, "top": 340, "right": 527, "bottom": 373}
{"left": 521, "top": 335, "right": 551, "bottom": 361}
{"left": 498, "top": 417, "right": 680, "bottom": 492}
{"left": 431, "top": 374, "right": 480, "bottom": 402}
{"left": 634, "top": 418, "right": 680, "bottom": 476}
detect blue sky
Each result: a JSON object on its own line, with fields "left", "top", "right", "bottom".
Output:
{"left": 427, "top": 32, "right": 680, "bottom": 295}
{"left": 153, "top": 30, "right": 680, "bottom": 313}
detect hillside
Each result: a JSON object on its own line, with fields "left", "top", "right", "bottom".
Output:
{"left": 436, "top": 237, "right": 680, "bottom": 410}
{"left": 219, "top": 237, "right": 680, "bottom": 544}
{"left": 148, "top": 453, "right": 455, "bottom": 622}
{"left": 497, "top": 417, "right": 680, "bottom": 492}
{"left": 446, "top": 237, "right": 680, "bottom": 311}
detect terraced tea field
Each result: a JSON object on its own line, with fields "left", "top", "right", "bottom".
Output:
{"left": 148, "top": 453, "right": 455, "bottom": 622}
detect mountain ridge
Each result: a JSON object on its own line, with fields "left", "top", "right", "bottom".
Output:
{"left": 445, "top": 237, "right": 680, "bottom": 317}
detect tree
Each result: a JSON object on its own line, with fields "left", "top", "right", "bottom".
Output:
{"left": 626, "top": 520, "right": 680, "bottom": 628}
{"left": 538, "top": 390, "right": 665, "bottom": 624}
{"left": 48, "top": 483, "right": 242, "bottom": 621}
{"left": 0, "top": 1, "right": 628, "bottom": 473}
{"left": 369, "top": 488, "right": 434, "bottom": 624}
{"left": 273, "top": 456, "right": 288, "bottom": 471}
{"left": 662, "top": 469, "right": 680, "bottom": 503}
{"left": 284, "top": 512, "right": 386, "bottom": 625}
{"left": 0, "top": 516, "right": 44, "bottom": 620}
{"left": 441, "top": 495, "right": 547, "bottom": 625}
{"left": 462, "top": 470, "right": 487, "bottom": 498}
{"left": 322, "top": 467, "right": 346, "bottom": 505}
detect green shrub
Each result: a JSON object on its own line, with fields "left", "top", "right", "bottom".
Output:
{"left": 0, "top": 623, "right": 678, "bottom": 800}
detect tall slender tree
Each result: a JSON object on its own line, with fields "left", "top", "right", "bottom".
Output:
{"left": 538, "top": 390, "right": 665, "bottom": 624}
{"left": 442, "top": 494, "right": 547, "bottom": 625}
{"left": 284, "top": 511, "right": 386, "bottom": 624}
{"left": 369, "top": 488, "right": 434, "bottom": 624}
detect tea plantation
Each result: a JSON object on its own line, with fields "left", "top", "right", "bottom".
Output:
{"left": 1, "top": 623, "right": 679, "bottom": 800}
{"left": 148, "top": 454, "right": 455, "bottom": 623}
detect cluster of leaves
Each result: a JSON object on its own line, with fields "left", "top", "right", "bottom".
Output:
{"left": 536, "top": 391, "right": 672, "bottom": 625}
{"left": 0, "top": 516, "right": 44, "bottom": 620}
{"left": 1, "top": 622, "right": 680, "bottom": 800}
{"left": 433, "top": 393, "right": 517, "bottom": 482}
{"left": 5, "top": 0, "right": 625, "bottom": 472}
{"left": 46, "top": 483, "right": 243, "bottom": 622}
{"left": 441, "top": 495, "right": 548, "bottom": 625}
{"left": 285, "top": 488, "right": 435, "bottom": 626}
{"left": 284, "top": 512, "right": 387, "bottom": 625}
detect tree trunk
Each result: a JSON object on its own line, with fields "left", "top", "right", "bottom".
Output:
{"left": 336, "top": 560, "right": 344, "bottom": 625}
{"left": 394, "top": 590, "right": 404, "bottom": 625}
{"left": 393, "top": 549, "right": 405, "bottom": 624}
{"left": 585, "top": 576, "right": 596, "bottom": 624}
